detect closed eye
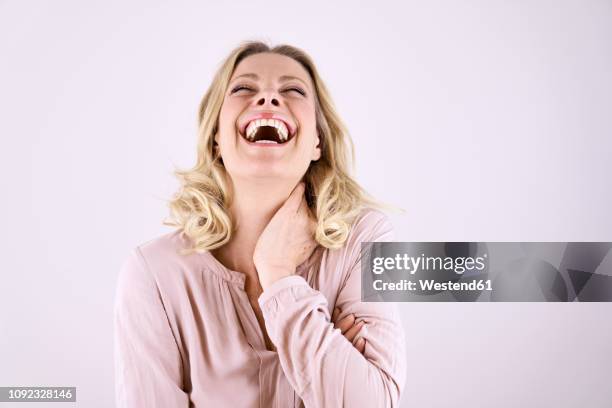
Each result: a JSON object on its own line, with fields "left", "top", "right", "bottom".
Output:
{"left": 231, "top": 84, "right": 306, "bottom": 97}
{"left": 283, "top": 87, "right": 306, "bottom": 96}
{"left": 230, "top": 85, "right": 254, "bottom": 94}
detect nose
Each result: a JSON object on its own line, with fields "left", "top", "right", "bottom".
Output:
{"left": 255, "top": 88, "right": 280, "bottom": 107}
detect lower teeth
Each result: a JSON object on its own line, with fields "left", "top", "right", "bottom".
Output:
{"left": 254, "top": 140, "right": 278, "bottom": 144}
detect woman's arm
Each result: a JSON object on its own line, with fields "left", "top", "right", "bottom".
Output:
{"left": 114, "top": 248, "right": 189, "bottom": 407}
{"left": 257, "top": 210, "right": 407, "bottom": 407}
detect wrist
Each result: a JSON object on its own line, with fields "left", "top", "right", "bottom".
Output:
{"left": 256, "top": 264, "right": 295, "bottom": 290}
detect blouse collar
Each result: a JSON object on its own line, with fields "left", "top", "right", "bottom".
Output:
{"left": 200, "top": 245, "right": 324, "bottom": 290}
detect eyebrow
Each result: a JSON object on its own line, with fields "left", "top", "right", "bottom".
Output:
{"left": 230, "top": 73, "right": 310, "bottom": 88}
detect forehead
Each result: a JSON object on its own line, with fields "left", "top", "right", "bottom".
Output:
{"left": 231, "top": 52, "right": 312, "bottom": 86}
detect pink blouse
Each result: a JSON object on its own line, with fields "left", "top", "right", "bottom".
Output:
{"left": 114, "top": 208, "right": 407, "bottom": 407}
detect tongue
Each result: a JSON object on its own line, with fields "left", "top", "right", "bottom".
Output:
{"left": 253, "top": 126, "right": 281, "bottom": 143}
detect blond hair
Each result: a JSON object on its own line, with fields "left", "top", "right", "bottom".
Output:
{"left": 164, "top": 40, "right": 391, "bottom": 254}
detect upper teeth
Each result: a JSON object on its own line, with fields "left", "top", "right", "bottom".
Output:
{"left": 245, "top": 119, "right": 289, "bottom": 141}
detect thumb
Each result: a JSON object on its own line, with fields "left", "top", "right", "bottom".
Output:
{"left": 284, "top": 182, "right": 305, "bottom": 213}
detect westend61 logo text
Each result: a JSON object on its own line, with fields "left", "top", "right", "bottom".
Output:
{"left": 371, "top": 253, "right": 488, "bottom": 275}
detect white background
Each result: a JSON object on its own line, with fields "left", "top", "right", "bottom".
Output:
{"left": 1, "top": 1, "right": 611, "bottom": 407}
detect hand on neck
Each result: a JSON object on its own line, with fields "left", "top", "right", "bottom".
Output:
{"left": 213, "top": 177, "right": 299, "bottom": 275}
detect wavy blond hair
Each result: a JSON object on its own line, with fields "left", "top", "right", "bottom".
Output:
{"left": 164, "top": 40, "right": 390, "bottom": 255}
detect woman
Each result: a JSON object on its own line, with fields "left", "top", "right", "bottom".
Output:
{"left": 114, "top": 41, "right": 407, "bottom": 407}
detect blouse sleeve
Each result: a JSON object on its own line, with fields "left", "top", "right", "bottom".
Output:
{"left": 257, "top": 210, "right": 407, "bottom": 407}
{"left": 114, "top": 248, "right": 190, "bottom": 407}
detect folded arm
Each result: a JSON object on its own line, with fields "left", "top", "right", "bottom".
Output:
{"left": 258, "top": 211, "right": 407, "bottom": 407}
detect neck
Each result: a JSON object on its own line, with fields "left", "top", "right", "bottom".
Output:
{"left": 213, "top": 177, "right": 296, "bottom": 274}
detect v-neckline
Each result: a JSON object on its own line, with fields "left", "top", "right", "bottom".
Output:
{"left": 201, "top": 246, "right": 324, "bottom": 353}
{"left": 203, "top": 246, "right": 323, "bottom": 291}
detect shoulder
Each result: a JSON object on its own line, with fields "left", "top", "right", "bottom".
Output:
{"left": 319, "top": 208, "right": 394, "bottom": 272}
{"left": 135, "top": 229, "right": 197, "bottom": 269}
{"left": 313, "top": 208, "right": 394, "bottom": 295}
{"left": 345, "top": 207, "right": 395, "bottom": 247}
{"left": 117, "top": 229, "right": 201, "bottom": 293}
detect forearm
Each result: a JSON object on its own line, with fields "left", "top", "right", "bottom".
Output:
{"left": 258, "top": 275, "right": 404, "bottom": 407}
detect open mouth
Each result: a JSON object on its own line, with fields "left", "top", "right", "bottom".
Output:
{"left": 240, "top": 119, "right": 296, "bottom": 145}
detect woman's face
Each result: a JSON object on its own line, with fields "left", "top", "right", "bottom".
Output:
{"left": 216, "top": 52, "right": 321, "bottom": 184}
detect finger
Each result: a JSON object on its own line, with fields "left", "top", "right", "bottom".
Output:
{"left": 355, "top": 338, "right": 366, "bottom": 354}
{"left": 284, "top": 182, "right": 305, "bottom": 214}
{"left": 298, "top": 200, "right": 317, "bottom": 238}
{"left": 336, "top": 314, "right": 355, "bottom": 334}
{"left": 296, "top": 190, "right": 309, "bottom": 216}
{"left": 303, "top": 239, "right": 318, "bottom": 255}
{"left": 344, "top": 320, "right": 365, "bottom": 343}
{"left": 332, "top": 307, "right": 340, "bottom": 322}
{"left": 308, "top": 217, "right": 317, "bottom": 235}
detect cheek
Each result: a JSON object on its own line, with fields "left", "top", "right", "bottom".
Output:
{"left": 216, "top": 107, "right": 241, "bottom": 147}
{"left": 301, "top": 112, "right": 319, "bottom": 146}
{"left": 218, "top": 98, "right": 242, "bottom": 129}
{"left": 294, "top": 102, "right": 317, "bottom": 134}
